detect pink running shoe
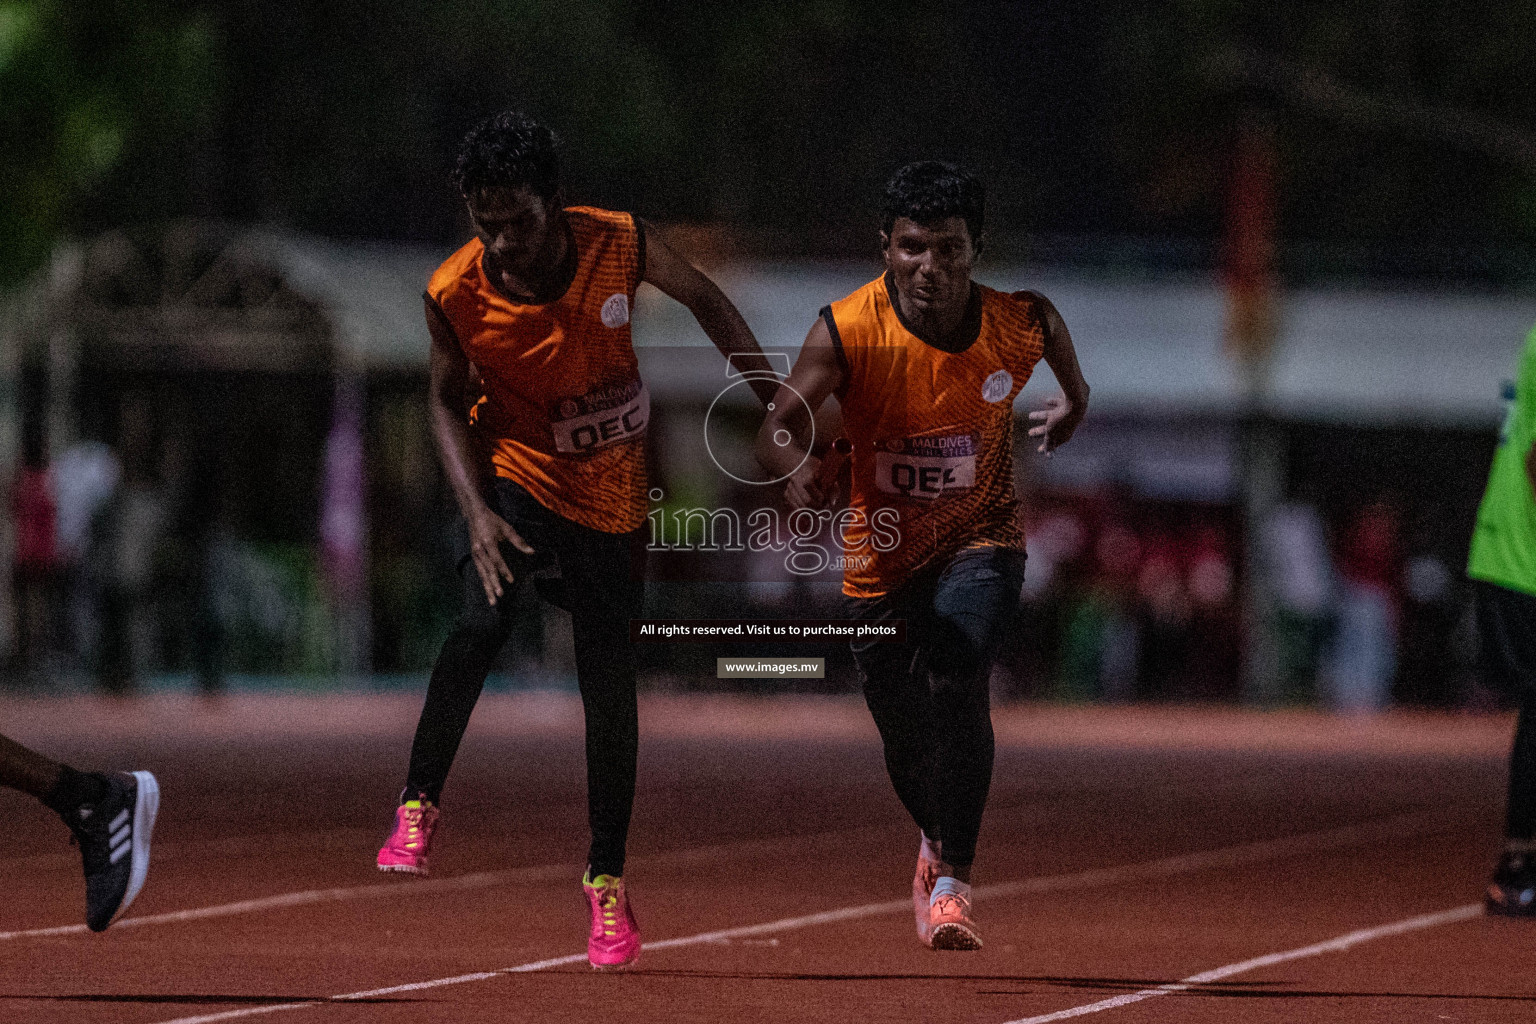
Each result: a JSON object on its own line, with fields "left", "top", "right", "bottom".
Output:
{"left": 582, "top": 871, "right": 641, "bottom": 970}
{"left": 929, "top": 886, "right": 983, "bottom": 951}
{"left": 377, "top": 799, "right": 439, "bottom": 875}
{"left": 913, "top": 842, "right": 942, "bottom": 946}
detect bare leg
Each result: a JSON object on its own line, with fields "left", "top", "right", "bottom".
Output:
{"left": 0, "top": 732, "right": 64, "bottom": 801}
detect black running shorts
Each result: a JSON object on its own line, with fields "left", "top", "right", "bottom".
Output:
{"left": 1475, "top": 580, "right": 1536, "bottom": 701}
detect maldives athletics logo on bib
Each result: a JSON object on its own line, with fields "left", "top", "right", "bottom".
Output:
{"left": 600, "top": 293, "right": 630, "bottom": 328}
{"left": 550, "top": 379, "right": 649, "bottom": 454}
{"left": 874, "top": 433, "right": 980, "bottom": 501}
{"left": 982, "top": 369, "right": 1013, "bottom": 403}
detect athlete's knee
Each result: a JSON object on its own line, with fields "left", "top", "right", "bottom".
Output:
{"left": 862, "top": 674, "right": 912, "bottom": 727}
{"left": 448, "top": 600, "right": 513, "bottom": 655}
{"left": 868, "top": 701, "right": 929, "bottom": 768}
{"left": 577, "top": 660, "right": 637, "bottom": 716}
{"left": 575, "top": 645, "right": 637, "bottom": 698}
{"left": 930, "top": 658, "right": 990, "bottom": 709}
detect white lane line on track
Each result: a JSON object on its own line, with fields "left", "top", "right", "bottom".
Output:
{"left": 0, "top": 808, "right": 1450, "bottom": 943}
{"left": 0, "top": 830, "right": 839, "bottom": 942}
{"left": 0, "top": 865, "right": 570, "bottom": 942}
{"left": 1003, "top": 903, "right": 1484, "bottom": 1023}
{"left": 140, "top": 811, "right": 1463, "bottom": 1024}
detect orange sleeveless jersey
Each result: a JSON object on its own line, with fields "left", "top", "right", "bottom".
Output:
{"left": 427, "top": 207, "right": 648, "bottom": 533}
{"left": 827, "top": 273, "right": 1046, "bottom": 597}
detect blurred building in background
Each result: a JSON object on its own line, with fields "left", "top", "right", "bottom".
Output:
{"left": 641, "top": 260, "right": 1526, "bottom": 708}
{"left": 0, "top": 225, "right": 1528, "bottom": 705}
{"left": 0, "top": 223, "right": 444, "bottom": 687}
{"left": 3, "top": 2, "right": 1535, "bottom": 707}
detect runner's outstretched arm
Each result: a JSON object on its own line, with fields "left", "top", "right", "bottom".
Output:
{"left": 640, "top": 223, "right": 778, "bottom": 407}
{"left": 756, "top": 315, "right": 846, "bottom": 509}
{"left": 1022, "top": 291, "right": 1090, "bottom": 455}
{"left": 425, "top": 296, "right": 533, "bottom": 606}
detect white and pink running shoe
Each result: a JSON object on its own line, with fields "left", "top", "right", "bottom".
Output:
{"left": 377, "top": 799, "right": 439, "bottom": 875}
{"left": 929, "top": 885, "right": 983, "bottom": 950}
{"left": 582, "top": 871, "right": 641, "bottom": 969}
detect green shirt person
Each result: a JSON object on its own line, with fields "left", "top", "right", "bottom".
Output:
{"left": 1469, "top": 324, "right": 1536, "bottom": 596}
{"left": 1469, "top": 323, "right": 1536, "bottom": 916}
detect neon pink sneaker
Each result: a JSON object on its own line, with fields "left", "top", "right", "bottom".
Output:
{"left": 914, "top": 843, "right": 942, "bottom": 946}
{"left": 582, "top": 871, "right": 641, "bottom": 969}
{"left": 377, "top": 799, "right": 439, "bottom": 875}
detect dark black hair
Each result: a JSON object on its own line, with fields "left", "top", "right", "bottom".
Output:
{"left": 452, "top": 110, "right": 560, "bottom": 200}
{"left": 880, "top": 160, "right": 985, "bottom": 246}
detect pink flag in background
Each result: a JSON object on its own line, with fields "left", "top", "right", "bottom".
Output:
{"left": 320, "top": 380, "right": 368, "bottom": 600}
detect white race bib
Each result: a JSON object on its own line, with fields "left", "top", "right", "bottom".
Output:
{"left": 551, "top": 380, "right": 649, "bottom": 454}
{"left": 874, "top": 434, "right": 979, "bottom": 501}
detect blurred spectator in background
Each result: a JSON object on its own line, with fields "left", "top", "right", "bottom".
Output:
{"left": 91, "top": 399, "right": 166, "bottom": 694}
{"left": 11, "top": 440, "right": 60, "bottom": 679}
{"left": 1397, "top": 511, "right": 1461, "bottom": 706}
{"left": 1012, "top": 507, "right": 1087, "bottom": 696}
{"left": 1260, "top": 495, "right": 1335, "bottom": 704}
{"left": 160, "top": 422, "right": 225, "bottom": 695}
{"left": 1326, "top": 499, "right": 1401, "bottom": 713}
{"left": 1136, "top": 530, "right": 1191, "bottom": 698}
{"left": 1092, "top": 514, "right": 1142, "bottom": 702}
{"left": 50, "top": 438, "right": 121, "bottom": 677}
{"left": 1056, "top": 562, "right": 1110, "bottom": 700}
{"left": 1184, "top": 525, "right": 1238, "bottom": 698}
{"left": 1031, "top": 493, "right": 1243, "bottom": 703}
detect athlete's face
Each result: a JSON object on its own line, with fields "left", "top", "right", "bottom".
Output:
{"left": 466, "top": 185, "right": 560, "bottom": 277}
{"left": 882, "top": 216, "right": 976, "bottom": 318}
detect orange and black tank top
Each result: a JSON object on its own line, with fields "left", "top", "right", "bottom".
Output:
{"left": 427, "top": 207, "right": 647, "bottom": 533}
{"left": 826, "top": 273, "right": 1046, "bottom": 597}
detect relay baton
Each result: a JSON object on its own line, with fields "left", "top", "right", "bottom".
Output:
{"left": 813, "top": 437, "right": 853, "bottom": 494}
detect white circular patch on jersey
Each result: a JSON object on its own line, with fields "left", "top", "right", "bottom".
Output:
{"left": 982, "top": 369, "right": 1013, "bottom": 403}
{"left": 600, "top": 293, "right": 630, "bottom": 328}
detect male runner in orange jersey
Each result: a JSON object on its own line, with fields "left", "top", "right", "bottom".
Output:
{"left": 376, "top": 111, "right": 773, "bottom": 969}
{"left": 757, "top": 161, "right": 1089, "bottom": 950}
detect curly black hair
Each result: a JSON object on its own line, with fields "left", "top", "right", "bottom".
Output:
{"left": 452, "top": 111, "right": 560, "bottom": 200}
{"left": 880, "top": 161, "right": 985, "bottom": 246}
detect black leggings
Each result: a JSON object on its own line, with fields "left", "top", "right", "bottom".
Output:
{"left": 1474, "top": 581, "right": 1536, "bottom": 840}
{"left": 405, "top": 479, "right": 645, "bottom": 877}
{"left": 1510, "top": 704, "right": 1536, "bottom": 841}
{"left": 848, "top": 546, "right": 1026, "bottom": 869}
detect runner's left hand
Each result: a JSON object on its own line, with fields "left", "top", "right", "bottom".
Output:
{"left": 1028, "top": 393, "right": 1083, "bottom": 456}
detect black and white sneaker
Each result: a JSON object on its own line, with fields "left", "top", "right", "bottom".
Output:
{"left": 1485, "top": 849, "right": 1536, "bottom": 918}
{"left": 65, "top": 771, "right": 160, "bottom": 932}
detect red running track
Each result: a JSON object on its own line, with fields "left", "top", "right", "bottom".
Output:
{"left": 1, "top": 693, "right": 1531, "bottom": 1024}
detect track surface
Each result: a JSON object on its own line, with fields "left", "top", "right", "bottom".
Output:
{"left": 2, "top": 694, "right": 1532, "bottom": 1023}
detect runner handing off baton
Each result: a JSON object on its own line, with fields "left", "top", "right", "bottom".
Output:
{"left": 756, "top": 161, "right": 1088, "bottom": 951}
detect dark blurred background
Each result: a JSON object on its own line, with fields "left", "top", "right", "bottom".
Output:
{"left": 2, "top": 0, "right": 1534, "bottom": 706}
{"left": 9, "top": 1, "right": 1536, "bottom": 276}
